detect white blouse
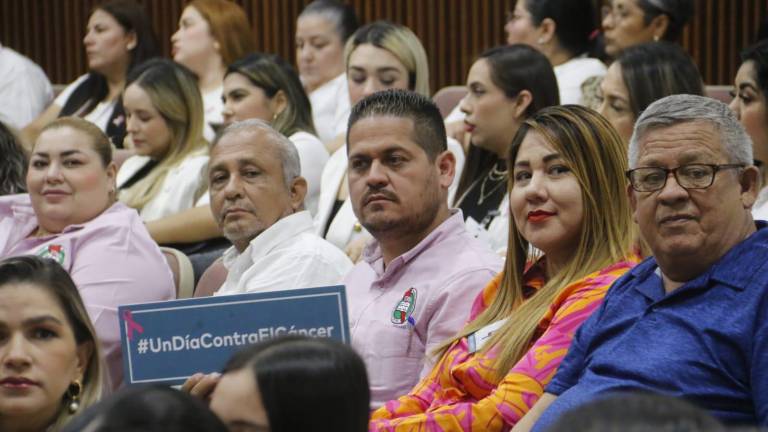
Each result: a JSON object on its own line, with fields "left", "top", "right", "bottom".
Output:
{"left": 116, "top": 152, "right": 210, "bottom": 222}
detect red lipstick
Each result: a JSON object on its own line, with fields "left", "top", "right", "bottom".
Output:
{"left": 527, "top": 210, "right": 555, "bottom": 223}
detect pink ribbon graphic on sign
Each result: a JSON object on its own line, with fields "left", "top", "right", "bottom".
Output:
{"left": 122, "top": 310, "right": 144, "bottom": 341}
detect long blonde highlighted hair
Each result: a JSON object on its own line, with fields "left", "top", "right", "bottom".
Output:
{"left": 437, "top": 105, "right": 635, "bottom": 376}
{"left": 120, "top": 59, "right": 208, "bottom": 210}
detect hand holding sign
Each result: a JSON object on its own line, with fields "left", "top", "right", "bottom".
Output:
{"left": 181, "top": 372, "right": 221, "bottom": 401}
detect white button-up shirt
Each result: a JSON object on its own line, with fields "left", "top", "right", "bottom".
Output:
{"left": 216, "top": 211, "right": 353, "bottom": 295}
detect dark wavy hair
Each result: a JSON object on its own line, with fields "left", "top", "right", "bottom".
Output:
{"left": 223, "top": 336, "right": 370, "bottom": 432}
{"left": 0, "top": 121, "right": 27, "bottom": 195}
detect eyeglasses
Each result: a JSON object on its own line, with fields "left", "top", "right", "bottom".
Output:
{"left": 626, "top": 164, "right": 744, "bottom": 192}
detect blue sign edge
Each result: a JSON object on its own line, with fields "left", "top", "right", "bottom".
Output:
{"left": 118, "top": 285, "right": 349, "bottom": 386}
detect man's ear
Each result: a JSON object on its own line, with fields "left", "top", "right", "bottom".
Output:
{"left": 435, "top": 149, "right": 456, "bottom": 189}
{"left": 740, "top": 165, "right": 761, "bottom": 209}
{"left": 289, "top": 176, "right": 308, "bottom": 212}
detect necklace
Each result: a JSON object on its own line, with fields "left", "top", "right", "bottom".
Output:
{"left": 478, "top": 164, "right": 508, "bottom": 205}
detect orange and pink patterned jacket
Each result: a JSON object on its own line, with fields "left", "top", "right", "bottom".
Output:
{"left": 369, "top": 257, "right": 638, "bottom": 432}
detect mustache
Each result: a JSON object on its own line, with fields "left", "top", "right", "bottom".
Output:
{"left": 362, "top": 188, "right": 399, "bottom": 205}
{"left": 220, "top": 202, "right": 256, "bottom": 218}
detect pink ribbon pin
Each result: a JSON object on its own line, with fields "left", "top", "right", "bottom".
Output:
{"left": 122, "top": 310, "right": 144, "bottom": 341}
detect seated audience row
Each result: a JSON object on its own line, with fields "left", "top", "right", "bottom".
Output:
{"left": 516, "top": 94, "right": 768, "bottom": 430}
{"left": 369, "top": 99, "right": 637, "bottom": 429}
{"left": 22, "top": 0, "right": 159, "bottom": 149}
{"left": 444, "top": 0, "right": 694, "bottom": 139}
{"left": 3, "top": 0, "right": 768, "bottom": 431}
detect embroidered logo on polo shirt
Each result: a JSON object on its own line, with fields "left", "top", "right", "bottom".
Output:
{"left": 391, "top": 287, "right": 417, "bottom": 325}
{"left": 37, "top": 244, "right": 65, "bottom": 265}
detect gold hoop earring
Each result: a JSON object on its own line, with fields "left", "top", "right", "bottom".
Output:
{"left": 67, "top": 380, "right": 83, "bottom": 414}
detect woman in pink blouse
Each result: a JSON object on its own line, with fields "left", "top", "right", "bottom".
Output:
{"left": 0, "top": 117, "right": 174, "bottom": 389}
{"left": 370, "top": 105, "right": 638, "bottom": 431}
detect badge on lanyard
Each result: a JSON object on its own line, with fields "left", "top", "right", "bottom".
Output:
{"left": 467, "top": 318, "right": 507, "bottom": 353}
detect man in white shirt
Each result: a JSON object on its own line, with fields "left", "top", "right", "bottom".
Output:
{"left": 209, "top": 119, "right": 353, "bottom": 295}
{"left": 0, "top": 42, "right": 53, "bottom": 129}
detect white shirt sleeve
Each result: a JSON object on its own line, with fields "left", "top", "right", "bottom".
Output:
{"left": 289, "top": 131, "right": 329, "bottom": 215}
{"left": 0, "top": 46, "right": 53, "bottom": 129}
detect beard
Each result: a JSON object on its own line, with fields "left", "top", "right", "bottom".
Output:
{"left": 358, "top": 174, "right": 443, "bottom": 241}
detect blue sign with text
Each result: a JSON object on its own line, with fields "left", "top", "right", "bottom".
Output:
{"left": 118, "top": 285, "right": 349, "bottom": 386}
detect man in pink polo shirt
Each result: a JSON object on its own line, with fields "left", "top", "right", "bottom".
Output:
{"left": 344, "top": 89, "right": 503, "bottom": 407}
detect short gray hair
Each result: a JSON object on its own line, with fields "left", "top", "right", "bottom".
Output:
{"left": 628, "top": 94, "right": 753, "bottom": 168}
{"left": 213, "top": 119, "right": 301, "bottom": 187}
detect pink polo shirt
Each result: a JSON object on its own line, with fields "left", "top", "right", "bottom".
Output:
{"left": 0, "top": 194, "right": 175, "bottom": 389}
{"left": 345, "top": 211, "right": 503, "bottom": 407}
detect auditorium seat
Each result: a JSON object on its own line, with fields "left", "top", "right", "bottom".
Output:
{"left": 705, "top": 85, "right": 734, "bottom": 104}
{"left": 194, "top": 257, "right": 227, "bottom": 297}
{"left": 113, "top": 149, "right": 135, "bottom": 170}
{"left": 160, "top": 247, "right": 195, "bottom": 299}
{"left": 433, "top": 85, "right": 468, "bottom": 118}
